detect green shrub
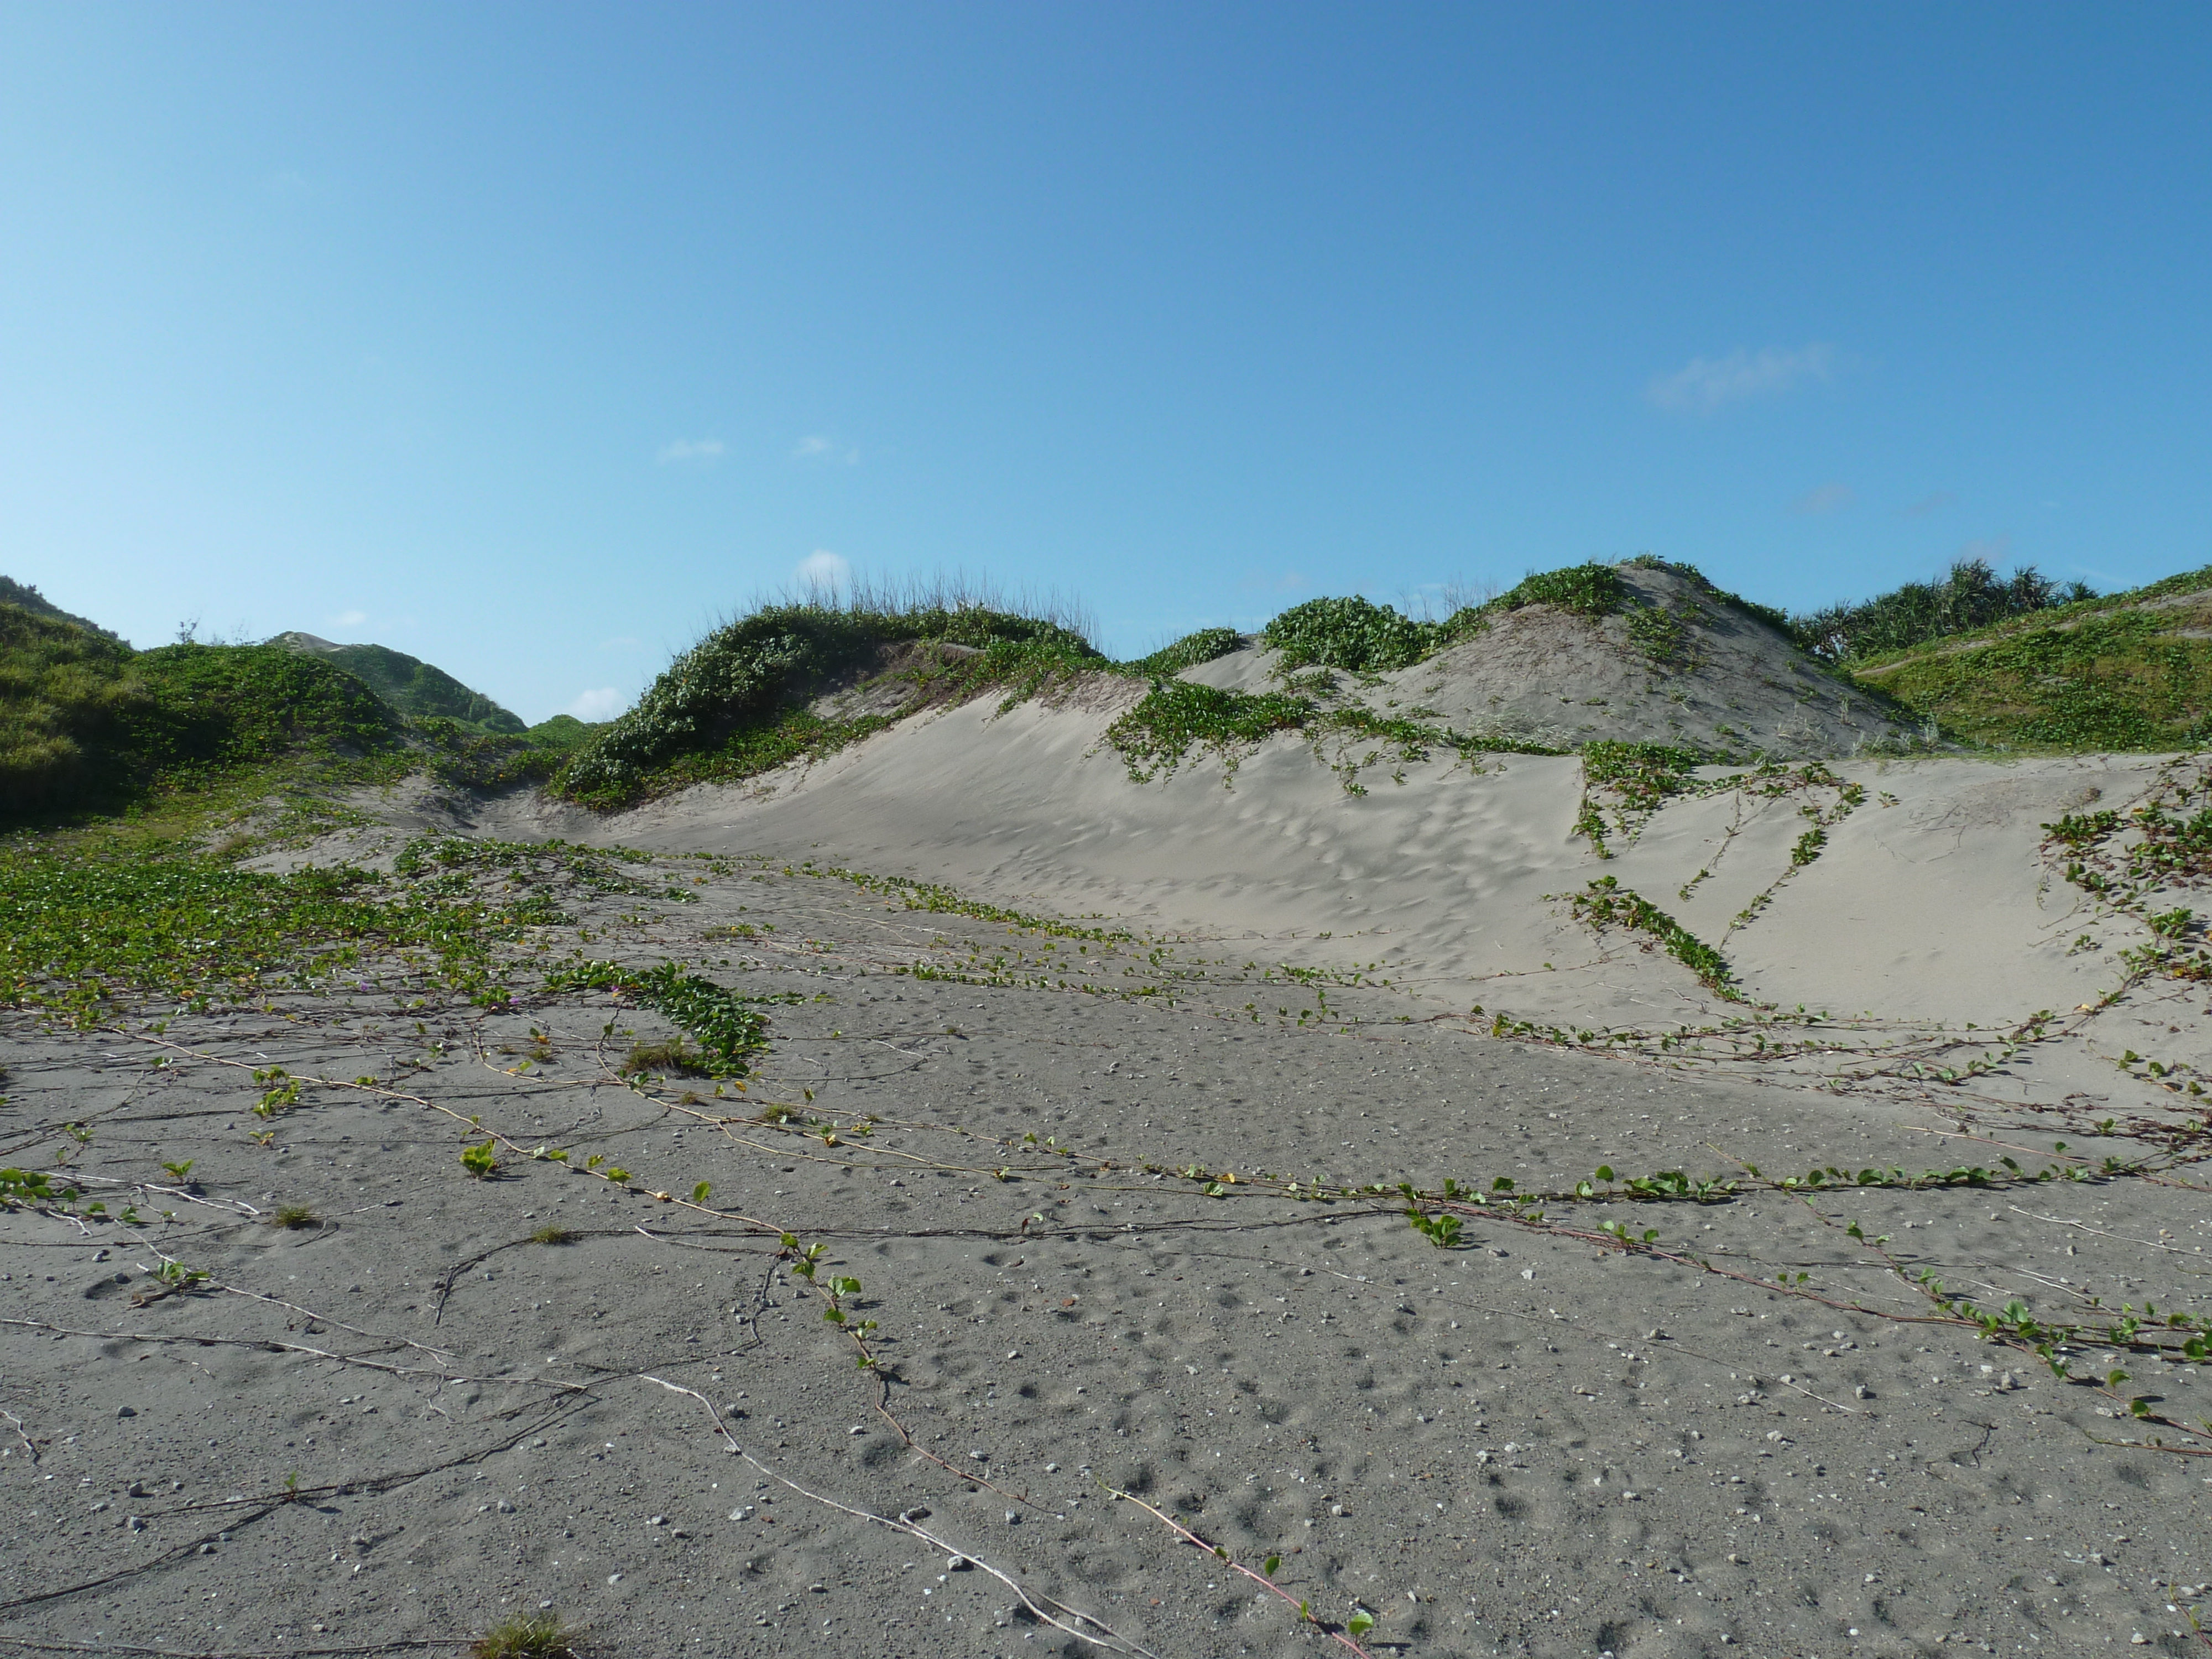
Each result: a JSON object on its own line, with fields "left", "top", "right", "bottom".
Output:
{"left": 1495, "top": 562, "right": 1624, "bottom": 618}
{"left": 1126, "top": 627, "right": 1246, "bottom": 677}
{"left": 1262, "top": 597, "right": 1441, "bottom": 672}
{"left": 1858, "top": 610, "right": 2212, "bottom": 751}
{"left": 275, "top": 635, "right": 525, "bottom": 732}
{"left": 1104, "top": 681, "right": 1316, "bottom": 781}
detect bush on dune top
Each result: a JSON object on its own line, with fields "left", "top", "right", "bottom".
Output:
{"left": 1260, "top": 562, "right": 1631, "bottom": 674}
{"left": 551, "top": 601, "right": 1109, "bottom": 808}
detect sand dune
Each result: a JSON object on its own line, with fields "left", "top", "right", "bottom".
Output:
{"left": 8, "top": 672, "right": 2210, "bottom": 1658}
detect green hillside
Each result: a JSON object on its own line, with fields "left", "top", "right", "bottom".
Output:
{"left": 1, "top": 603, "right": 400, "bottom": 819}
{"left": 270, "top": 633, "right": 525, "bottom": 732}
{"left": 0, "top": 576, "right": 124, "bottom": 642}
{"left": 1844, "top": 566, "right": 2212, "bottom": 750}
{"left": 2, "top": 603, "right": 603, "bottom": 825}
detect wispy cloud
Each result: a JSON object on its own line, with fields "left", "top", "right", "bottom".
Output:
{"left": 331, "top": 609, "right": 368, "bottom": 628}
{"left": 792, "top": 434, "right": 859, "bottom": 465}
{"left": 1646, "top": 343, "right": 1835, "bottom": 414}
{"left": 565, "top": 688, "right": 626, "bottom": 721}
{"left": 1959, "top": 535, "right": 2012, "bottom": 566}
{"left": 657, "top": 438, "right": 725, "bottom": 465}
{"left": 1901, "top": 491, "right": 1957, "bottom": 518}
{"left": 1791, "top": 482, "right": 1855, "bottom": 516}
{"left": 795, "top": 549, "right": 852, "bottom": 590}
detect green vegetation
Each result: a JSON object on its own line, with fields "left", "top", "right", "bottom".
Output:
{"left": 1105, "top": 681, "right": 1315, "bottom": 781}
{"left": 1261, "top": 595, "right": 1456, "bottom": 672}
{"left": 469, "top": 1611, "right": 582, "bottom": 1659}
{"left": 272, "top": 633, "right": 525, "bottom": 732}
{"left": 1848, "top": 569, "right": 2212, "bottom": 750}
{"left": 0, "top": 575, "right": 122, "bottom": 640}
{"left": 2, "top": 601, "right": 599, "bottom": 825}
{"left": 1128, "top": 626, "right": 1246, "bottom": 677}
{"left": 520, "top": 713, "right": 600, "bottom": 750}
{"left": 1561, "top": 875, "right": 1740, "bottom": 997}
{"left": 2, "top": 604, "right": 401, "bottom": 821}
{"left": 541, "top": 958, "right": 773, "bottom": 1076}
{"left": 0, "top": 833, "right": 673, "bottom": 1024}
{"left": 551, "top": 597, "right": 1105, "bottom": 808}
{"left": 1796, "top": 556, "right": 2097, "bottom": 664}
{"left": 1494, "top": 560, "right": 1624, "bottom": 617}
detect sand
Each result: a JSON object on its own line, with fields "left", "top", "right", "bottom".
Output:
{"left": 6, "top": 689, "right": 2211, "bottom": 1658}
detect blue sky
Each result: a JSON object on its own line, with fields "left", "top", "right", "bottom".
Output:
{"left": 4, "top": 4, "right": 2208, "bottom": 722}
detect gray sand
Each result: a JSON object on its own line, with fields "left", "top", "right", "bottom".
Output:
{"left": 4, "top": 849, "right": 2206, "bottom": 1658}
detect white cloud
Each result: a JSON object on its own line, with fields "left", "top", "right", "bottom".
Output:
{"left": 792, "top": 434, "right": 859, "bottom": 464}
{"left": 1958, "top": 535, "right": 2012, "bottom": 566}
{"left": 1901, "top": 490, "right": 1957, "bottom": 518}
{"left": 795, "top": 549, "right": 852, "bottom": 590}
{"left": 331, "top": 609, "right": 369, "bottom": 628}
{"left": 657, "top": 438, "right": 725, "bottom": 464}
{"left": 565, "top": 687, "right": 627, "bottom": 721}
{"left": 1791, "top": 482, "right": 1855, "bottom": 516}
{"left": 1646, "top": 343, "right": 1835, "bottom": 414}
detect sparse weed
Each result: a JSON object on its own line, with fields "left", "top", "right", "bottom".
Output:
{"left": 270, "top": 1204, "right": 320, "bottom": 1230}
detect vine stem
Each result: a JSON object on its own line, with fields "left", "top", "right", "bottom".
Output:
{"left": 639, "top": 1376, "right": 1161, "bottom": 1657}
{"left": 1097, "top": 1483, "right": 1379, "bottom": 1658}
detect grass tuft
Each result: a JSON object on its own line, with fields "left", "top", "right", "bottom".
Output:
{"left": 270, "top": 1203, "right": 320, "bottom": 1230}
{"left": 469, "top": 1612, "right": 584, "bottom": 1659}
{"left": 530, "top": 1224, "right": 576, "bottom": 1245}
{"left": 620, "top": 1037, "right": 711, "bottom": 1077}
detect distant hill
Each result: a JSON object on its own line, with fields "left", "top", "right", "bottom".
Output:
{"left": 0, "top": 576, "right": 123, "bottom": 642}
{"left": 269, "top": 633, "right": 525, "bottom": 733}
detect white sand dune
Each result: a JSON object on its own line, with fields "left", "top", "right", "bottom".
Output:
{"left": 509, "top": 696, "right": 2141, "bottom": 1035}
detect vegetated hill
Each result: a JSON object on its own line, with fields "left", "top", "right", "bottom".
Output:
{"left": 270, "top": 632, "right": 525, "bottom": 733}
{"left": 549, "top": 559, "right": 1922, "bottom": 813}
{"left": 1, "top": 607, "right": 602, "bottom": 824}
{"left": 0, "top": 576, "right": 124, "bottom": 642}
{"left": 1, "top": 603, "right": 400, "bottom": 820}
{"left": 1845, "top": 565, "right": 2212, "bottom": 750}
